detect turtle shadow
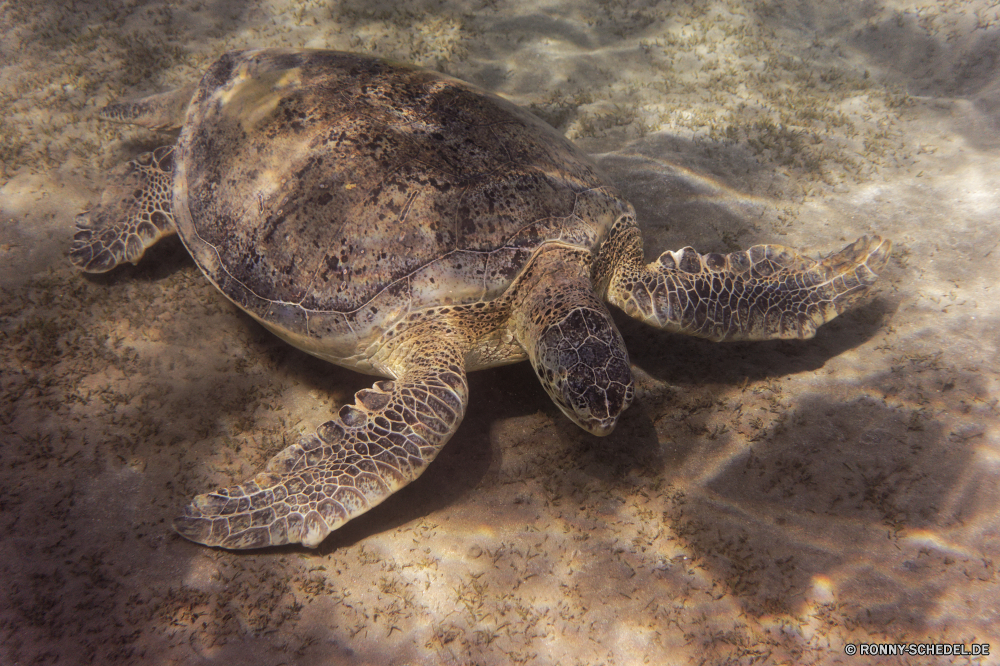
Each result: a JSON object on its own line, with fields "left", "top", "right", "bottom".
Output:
{"left": 552, "top": 312, "right": 992, "bottom": 626}
{"left": 615, "top": 294, "right": 898, "bottom": 390}
{"left": 556, "top": 296, "right": 896, "bottom": 501}
{"left": 664, "top": 372, "right": 990, "bottom": 625}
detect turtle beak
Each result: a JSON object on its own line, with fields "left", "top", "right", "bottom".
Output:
{"left": 579, "top": 414, "right": 619, "bottom": 437}
{"left": 558, "top": 372, "right": 634, "bottom": 437}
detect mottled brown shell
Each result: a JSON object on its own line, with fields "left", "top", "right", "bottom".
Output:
{"left": 172, "top": 48, "right": 628, "bottom": 360}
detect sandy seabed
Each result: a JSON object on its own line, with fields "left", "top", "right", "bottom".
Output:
{"left": 2, "top": 0, "right": 999, "bottom": 664}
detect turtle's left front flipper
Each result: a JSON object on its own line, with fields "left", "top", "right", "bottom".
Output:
{"left": 173, "top": 327, "right": 469, "bottom": 549}
{"left": 606, "top": 234, "right": 891, "bottom": 341}
{"left": 69, "top": 146, "right": 178, "bottom": 273}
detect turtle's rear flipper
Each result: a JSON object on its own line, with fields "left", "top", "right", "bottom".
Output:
{"left": 100, "top": 85, "right": 195, "bottom": 131}
{"left": 69, "top": 146, "right": 177, "bottom": 273}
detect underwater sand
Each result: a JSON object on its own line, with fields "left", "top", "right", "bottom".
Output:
{"left": 2, "top": 0, "right": 999, "bottom": 664}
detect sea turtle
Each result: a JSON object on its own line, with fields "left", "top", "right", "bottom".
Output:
{"left": 70, "top": 48, "right": 890, "bottom": 550}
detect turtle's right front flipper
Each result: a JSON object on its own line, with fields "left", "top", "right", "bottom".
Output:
{"left": 69, "top": 146, "right": 177, "bottom": 273}
{"left": 606, "top": 230, "right": 891, "bottom": 341}
{"left": 173, "top": 327, "right": 469, "bottom": 549}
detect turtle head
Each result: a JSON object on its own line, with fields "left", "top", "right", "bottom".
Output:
{"left": 527, "top": 305, "right": 635, "bottom": 436}
{"left": 512, "top": 244, "right": 635, "bottom": 436}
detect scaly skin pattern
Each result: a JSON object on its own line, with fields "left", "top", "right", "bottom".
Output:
{"left": 601, "top": 218, "right": 891, "bottom": 341}
{"left": 68, "top": 147, "right": 178, "bottom": 273}
{"left": 97, "top": 85, "right": 196, "bottom": 131}
{"left": 174, "top": 324, "right": 468, "bottom": 549}
{"left": 510, "top": 244, "right": 633, "bottom": 436}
